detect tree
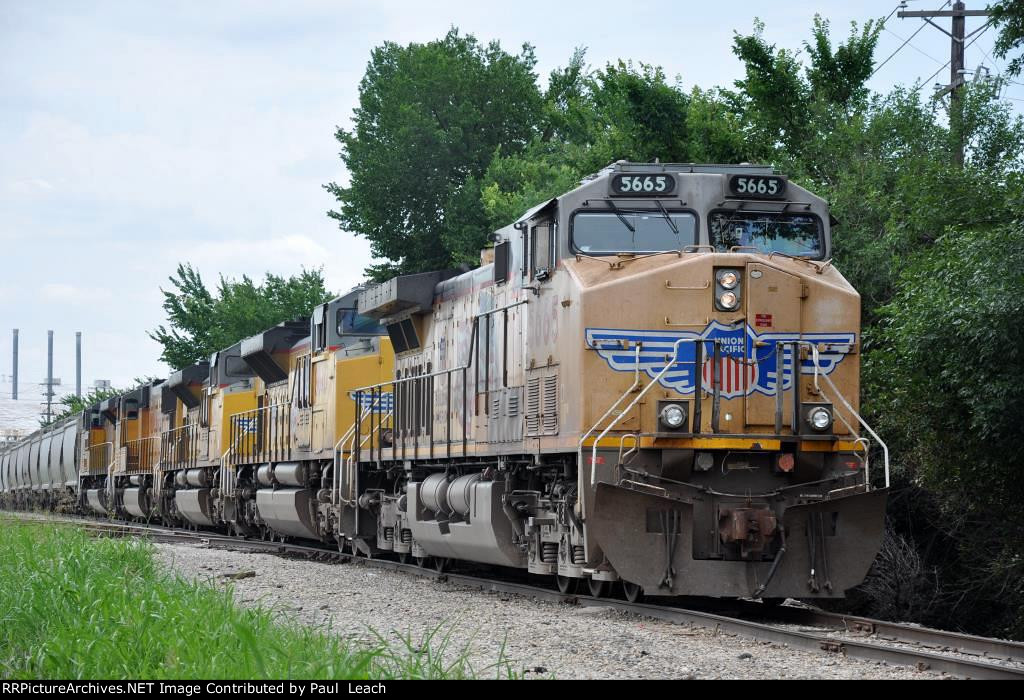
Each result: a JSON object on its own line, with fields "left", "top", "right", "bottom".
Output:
{"left": 865, "top": 223, "right": 1024, "bottom": 636}
{"left": 149, "top": 263, "right": 332, "bottom": 370}
{"left": 39, "top": 386, "right": 121, "bottom": 428}
{"left": 478, "top": 54, "right": 756, "bottom": 232}
{"left": 991, "top": 0, "right": 1024, "bottom": 76}
{"left": 326, "top": 29, "right": 542, "bottom": 278}
{"left": 728, "top": 16, "right": 880, "bottom": 159}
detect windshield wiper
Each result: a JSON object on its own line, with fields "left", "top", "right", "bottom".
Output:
{"left": 654, "top": 200, "right": 679, "bottom": 236}
{"left": 604, "top": 199, "right": 635, "bottom": 233}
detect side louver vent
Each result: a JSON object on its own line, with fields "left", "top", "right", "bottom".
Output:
{"left": 526, "top": 373, "right": 558, "bottom": 436}
{"left": 526, "top": 376, "right": 541, "bottom": 436}
{"left": 542, "top": 375, "right": 558, "bottom": 435}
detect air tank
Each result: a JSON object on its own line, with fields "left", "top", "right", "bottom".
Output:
{"left": 420, "top": 472, "right": 450, "bottom": 514}
{"left": 185, "top": 469, "right": 209, "bottom": 488}
{"left": 446, "top": 473, "right": 481, "bottom": 517}
{"left": 256, "top": 464, "right": 274, "bottom": 486}
{"left": 273, "top": 462, "right": 307, "bottom": 487}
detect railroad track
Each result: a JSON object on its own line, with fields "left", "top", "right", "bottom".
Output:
{"left": 4, "top": 511, "right": 1024, "bottom": 679}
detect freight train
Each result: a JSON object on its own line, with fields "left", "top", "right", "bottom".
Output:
{"left": 0, "top": 162, "right": 889, "bottom": 602}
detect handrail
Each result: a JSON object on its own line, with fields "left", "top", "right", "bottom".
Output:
{"left": 83, "top": 441, "right": 115, "bottom": 476}
{"left": 578, "top": 344, "right": 642, "bottom": 517}
{"left": 120, "top": 435, "right": 160, "bottom": 474}
{"left": 348, "top": 299, "right": 528, "bottom": 396}
{"left": 334, "top": 393, "right": 391, "bottom": 506}
{"left": 343, "top": 409, "right": 394, "bottom": 501}
{"left": 616, "top": 433, "right": 640, "bottom": 481}
{"left": 588, "top": 338, "right": 702, "bottom": 489}
{"left": 226, "top": 403, "right": 289, "bottom": 466}
{"left": 219, "top": 423, "right": 255, "bottom": 497}
{"left": 347, "top": 300, "right": 528, "bottom": 472}
{"left": 159, "top": 423, "right": 200, "bottom": 471}
{"left": 797, "top": 341, "right": 890, "bottom": 488}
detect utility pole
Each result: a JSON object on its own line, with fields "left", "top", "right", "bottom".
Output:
{"left": 898, "top": 2, "right": 991, "bottom": 166}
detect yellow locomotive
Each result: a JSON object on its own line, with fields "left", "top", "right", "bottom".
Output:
{"left": 0, "top": 162, "right": 887, "bottom": 603}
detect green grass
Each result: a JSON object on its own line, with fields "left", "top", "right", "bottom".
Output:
{"left": 0, "top": 523, "right": 515, "bottom": 679}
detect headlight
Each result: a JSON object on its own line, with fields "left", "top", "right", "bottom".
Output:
{"left": 659, "top": 403, "right": 686, "bottom": 429}
{"left": 719, "top": 291, "right": 739, "bottom": 310}
{"left": 809, "top": 407, "right": 832, "bottom": 432}
{"left": 717, "top": 270, "right": 739, "bottom": 289}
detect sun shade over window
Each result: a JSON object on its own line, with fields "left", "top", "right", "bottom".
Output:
{"left": 572, "top": 211, "right": 697, "bottom": 254}
{"left": 710, "top": 212, "right": 824, "bottom": 258}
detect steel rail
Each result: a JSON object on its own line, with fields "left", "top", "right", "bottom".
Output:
{"left": 4, "top": 512, "right": 1022, "bottom": 679}
{"left": 763, "top": 604, "right": 1024, "bottom": 665}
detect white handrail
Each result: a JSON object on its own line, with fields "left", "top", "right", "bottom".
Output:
{"left": 333, "top": 394, "right": 391, "bottom": 506}
{"left": 798, "top": 341, "right": 890, "bottom": 489}
{"left": 344, "top": 409, "right": 393, "bottom": 502}
{"left": 589, "top": 338, "right": 700, "bottom": 488}
{"left": 577, "top": 344, "right": 641, "bottom": 520}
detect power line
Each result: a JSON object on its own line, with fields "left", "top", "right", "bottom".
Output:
{"left": 921, "top": 22, "right": 991, "bottom": 86}
{"left": 872, "top": 0, "right": 952, "bottom": 78}
{"left": 883, "top": 3, "right": 903, "bottom": 24}
{"left": 884, "top": 26, "right": 945, "bottom": 64}
{"left": 973, "top": 38, "right": 1004, "bottom": 73}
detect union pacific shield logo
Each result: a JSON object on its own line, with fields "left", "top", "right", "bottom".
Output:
{"left": 586, "top": 321, "right": 855, "bottom": 398}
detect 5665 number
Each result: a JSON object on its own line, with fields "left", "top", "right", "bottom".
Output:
{"left": 729, "top": 175, "right": 786, "bottom": 199}
{"left": 611, "top": 174, "right": 676, "bottom": 196}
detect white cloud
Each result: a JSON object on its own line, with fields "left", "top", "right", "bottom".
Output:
{"left": 6, "top": 178, "right": 53, "bottom": 194}
{"left": 41, "top": 283, "right": 113, "bottom": 305}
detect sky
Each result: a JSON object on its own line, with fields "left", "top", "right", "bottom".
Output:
{"left": 0, "top": 0, "right": 1014, "bottom": 402}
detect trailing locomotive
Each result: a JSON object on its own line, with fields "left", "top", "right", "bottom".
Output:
{"left": 0, "top": 162, "right": 888, "bottom": 603}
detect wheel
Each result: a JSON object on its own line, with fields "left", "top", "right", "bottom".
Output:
{"left": 588, "top": 577, "right": 610, "bottom": 598}
{"left": 397, "top": 552, "right": 410, "bottom": 564}
{"left": 622, "top": 580, "right": 643, "bottom": 603}
{"left": 415, "top": 556, "right": 433, "bottom": 569}
{"left": 556, "top": 575, "right": 579, "bottom": 595}
{"left": 433, "top": 557, "right": 449, "bottom": 573}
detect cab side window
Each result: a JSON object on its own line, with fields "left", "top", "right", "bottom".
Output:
{"left": 531, "top": 221, "right": 553, "bottom": 280}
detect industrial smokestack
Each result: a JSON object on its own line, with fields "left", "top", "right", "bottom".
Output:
{"left": 11, "top": 329, "right": 17, "bottom": 400}
{"left": 76, "top": 332, "right": 82, "bottom": 398}
{"left": 46, "top": 330, "right": 54, "bottom": 423}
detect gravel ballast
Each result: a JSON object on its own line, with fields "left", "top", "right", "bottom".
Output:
{"left": 153, "top": 542, "right": 946, "bottom": 679}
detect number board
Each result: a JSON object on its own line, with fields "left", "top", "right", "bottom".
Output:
{"left": 610, "top": 173, "right": 677, "bottom": 196}
{"left": 728, "top": 175, "right": 787, "bottom": 199}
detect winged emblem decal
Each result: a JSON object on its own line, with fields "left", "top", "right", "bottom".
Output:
{"left": 586, "top": 321, "right": 855, "bottom": 399}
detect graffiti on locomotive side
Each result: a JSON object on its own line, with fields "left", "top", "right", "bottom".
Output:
{"left": 586, "top": 321, "right": 855, "bottom": 399}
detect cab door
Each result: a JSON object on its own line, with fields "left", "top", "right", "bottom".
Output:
{"left": 744, "top": 261, "right": 803, "bottom": 429}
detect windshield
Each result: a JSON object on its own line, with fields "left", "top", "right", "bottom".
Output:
{"left": 572, "top": 210, "right": 697, "bottom": 254}
{"left": 710, "top": 212, "right": 823, "bottom": 258}
{"left": 337, "top": 308, "right": 385, "bottom": 336}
